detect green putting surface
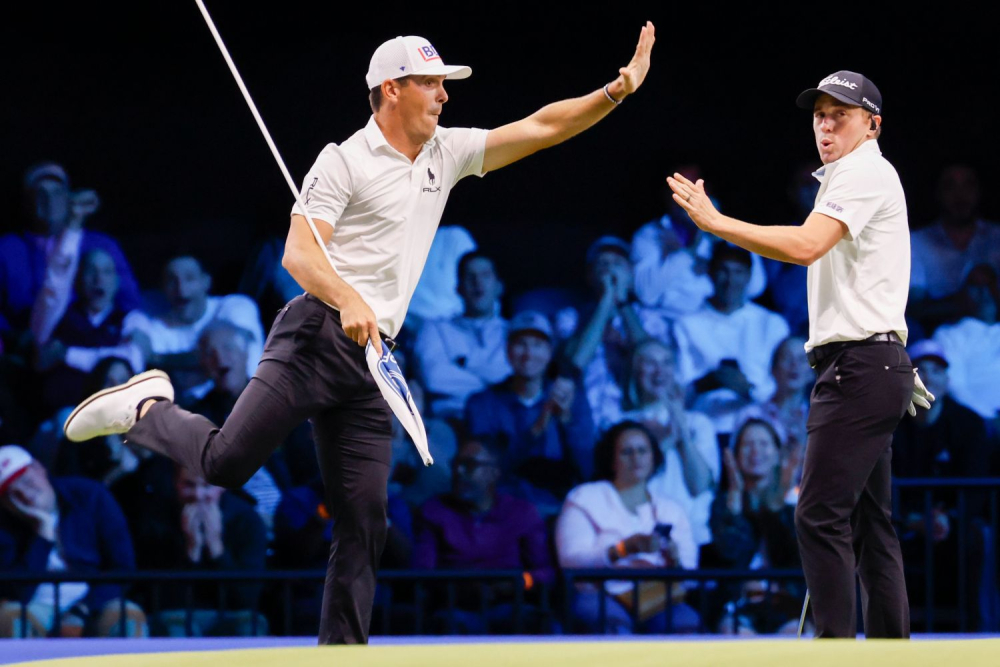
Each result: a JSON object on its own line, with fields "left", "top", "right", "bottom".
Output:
{"left": 9, "top": 639, "right": 1000, "bottom": 667}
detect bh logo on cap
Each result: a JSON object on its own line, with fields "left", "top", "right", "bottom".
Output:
{"left": 417, "top": 45, "right": 441, "bottom": 62}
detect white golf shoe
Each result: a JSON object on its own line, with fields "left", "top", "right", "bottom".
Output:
{"left": 63, "top": 369, "right": 174, "bottom": 442}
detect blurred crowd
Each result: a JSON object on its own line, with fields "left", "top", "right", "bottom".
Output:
{"left": 2, "top": 160, "right": 999, "bottom": 638}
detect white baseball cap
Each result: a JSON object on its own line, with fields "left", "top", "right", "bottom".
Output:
{"left": 365, "top": 36, "right": 471, "bottom": 89}
{"left": 0, "top": 445, "right": 33, "bottom": 495}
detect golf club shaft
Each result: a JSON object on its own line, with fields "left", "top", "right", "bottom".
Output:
{"left": 797, "top": 589, "right": 810, "bottom": 638}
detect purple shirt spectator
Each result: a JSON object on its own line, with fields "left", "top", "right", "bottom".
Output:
{"left": 413, "top": 438, "right": 555, "bottom": 586}
{"left": 413, "top": 493, "right": 554, "bottom": 584}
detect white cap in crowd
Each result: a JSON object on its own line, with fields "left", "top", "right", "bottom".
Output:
{"left": 0, "top": 445, "right": 33, "bottom": 495}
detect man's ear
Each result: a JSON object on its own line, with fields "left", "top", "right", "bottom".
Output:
{"left": 382, "top": 79, "right": 401, "bottom": 104}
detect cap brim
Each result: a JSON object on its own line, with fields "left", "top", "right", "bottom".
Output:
{"left": 796, "top": 87, "right": 863, "bottom": 110}
{"left": 913, "top": 354, "right": 949, "bottom": 368}
{"left": 510, "top": 328, "right": 552, "bottom": 341}
{"left": 419, "top": 64, "right": 472, "bottom": 80}
{"left": 0, "top": 465, "right": 30, "bottom": 495}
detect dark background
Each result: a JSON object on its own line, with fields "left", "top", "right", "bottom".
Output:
{"left": 2, "top": 1, "right": 994, "bottom": 298}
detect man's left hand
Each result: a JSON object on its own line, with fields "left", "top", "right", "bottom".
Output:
{"left": 617, "top": 21, "right": 656, "bottom": 96}
{"left": 667, "top": 173, "right": 721, "bottom": 233}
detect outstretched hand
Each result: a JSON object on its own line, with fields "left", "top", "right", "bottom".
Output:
{"left": 667, "top": 173, "right": 721, "bottom": 233}
{"left": 618, "top": 21, "right": 656, "bottom": 96}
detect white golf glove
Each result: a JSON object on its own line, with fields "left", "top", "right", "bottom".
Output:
{"left": 907, "top": 368, "right": 935, "bottom": 417}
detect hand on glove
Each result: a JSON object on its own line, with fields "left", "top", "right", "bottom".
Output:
{"left": 907, "top": 368, "right": 936, "bottom": 417}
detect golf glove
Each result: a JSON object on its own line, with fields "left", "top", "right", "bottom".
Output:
{"left": 907, "top": 368, "right": 935, "bottom": 417}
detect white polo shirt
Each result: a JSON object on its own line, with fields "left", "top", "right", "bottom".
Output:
{"left": 805, "top": 140, "right": 909, "bottom": 352}
{"left": 292, "top": 116, "right": 489, "bottom": 337}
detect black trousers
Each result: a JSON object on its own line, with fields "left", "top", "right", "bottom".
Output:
{"left": 794, "top": 342, "right": 914, "bottom": 638}
{"left": 127, "top": 294, "right": 393, "bottom": 645}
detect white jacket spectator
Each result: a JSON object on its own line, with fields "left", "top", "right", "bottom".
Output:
{"left": 408, "top": 226, "right": 477, "bottom": 323}
{"left": 674, "top": 245, "right": 789, "bottom": 434}
{"left": 414, "top": 252, "right": 511, "bottom": 418}
{"left": 632, "top": 214, "right": 766, "bottom": 319}
{"left": 124, "top": 256, "right": 263, "bottom": 399}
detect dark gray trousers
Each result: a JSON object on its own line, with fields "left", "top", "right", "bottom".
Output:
{"left": 127, "top": 294, "right": 392, "bottom": 645}
{"left": 795, "top": 342, "right": 914, "bottom": 638}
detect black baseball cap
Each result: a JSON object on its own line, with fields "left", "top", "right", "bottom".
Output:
{"left": 796, "top": 70, "right": 882, "bottom": 116}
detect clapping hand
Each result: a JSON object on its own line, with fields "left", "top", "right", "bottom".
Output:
{"left": 667, "top": 173, "right": 722, "bottom": 233}
{"left": 723, "top": 448, "right": 744, "bottom": 513}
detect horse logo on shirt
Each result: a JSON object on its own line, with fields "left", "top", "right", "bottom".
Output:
{"left": 422, "top": 167, "right": 441, "bottom": 193}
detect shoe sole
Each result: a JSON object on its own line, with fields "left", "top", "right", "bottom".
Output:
{"left": 63, "top": 369, "right": 172, "bottom": 441}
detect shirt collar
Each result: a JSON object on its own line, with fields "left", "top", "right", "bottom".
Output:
{"left": 812, "top": 140, "right": 881, "bottom": 182}
{"left": 364, "top": 115, "right": 439, "bottom": 158}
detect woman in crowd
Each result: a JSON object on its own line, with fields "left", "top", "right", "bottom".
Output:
{"left": 709, "top": 418, "right": 805, "bottom": 635}
{"left": 620, "top": 339, "right": 719, "bottom": 546}
{"left": 556, "top": 421, "right": 700, "bottom": 634}
{"left": 737, "top": 336, "right": 811, "bottom": 452}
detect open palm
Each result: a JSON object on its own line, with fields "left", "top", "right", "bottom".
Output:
{"left": 620, "top": 21, "right": 656, "bottom": 95}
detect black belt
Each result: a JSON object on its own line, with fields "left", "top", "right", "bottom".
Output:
{"left": 806, "top": 331, "right": 903, "bottom": 368}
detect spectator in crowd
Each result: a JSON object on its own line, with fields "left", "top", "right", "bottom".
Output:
{"left": 760, "top": 165, "right": 817, "bottom": 336}
{"left": 932, "top": 264, "right": 1000, "bottom": 423}
{"left": 556, "top": 421, "right": 700, "bottom": 634}
{"left": 709, "top": 419, "right": 804, "bottom": 635}
{"left": 415, "top": 251, "right": 511, "bottom": 419}
{"left": 674, "top": 243, "right": 790, "bottom": 437}
{"left": 892, "top": 340, "right": 993, "bottom": 629}
{"left": 0, "top": 445, "right": 144, "bottom": 637}
{"left": 631, "top": 165, "right": 766, "bottom": 320}
{"left": 413, "top": 437, "right": 556, "bottom": 633}
{"left": 140, "top": 464, "right": 268, "bottom": 637}
{"left": 124, "top": 255, "right": 264, "bottom": 401}
{"left": 910, "top": 165, "right": 1000, "bottom": 331}
{"left": 734, "top": 336, "right": 812, "bottom": 459}
{"left": 0, "top": 163, "right": 140, "bottom": 350}
{"left": 893, "top": 340, "right": 991, "bottom": 487}
{"left": 619, "top": 339, "right": 719, "bottom": 547}
{"left": 408, "top": 226, "right": 478, "bottom": 332}
{"left": 466, "top": 311, "right": 595, "bottom": 510}
{"left": 35, "top": 249, "right": 144, "bottom": 413}
{"left": 564, "top": 236, "right": 670, "bottom": 430}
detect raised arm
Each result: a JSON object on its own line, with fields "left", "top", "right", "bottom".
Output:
{"left": 482, "top": 21, "right": 655, "bottom": 173}
{"left": 666, "top": 173, "right": 847, "bottom": 266}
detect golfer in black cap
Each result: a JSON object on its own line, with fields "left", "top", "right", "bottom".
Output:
{"left": 666, "top": 70, "right": 934, "bottom": 638}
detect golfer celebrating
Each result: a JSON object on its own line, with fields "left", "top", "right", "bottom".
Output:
{"left": 666, "top": 71, "right": 932, "bottom": 638}
{"left": 64, "top": 24, "right": 655, "bottom": 644}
